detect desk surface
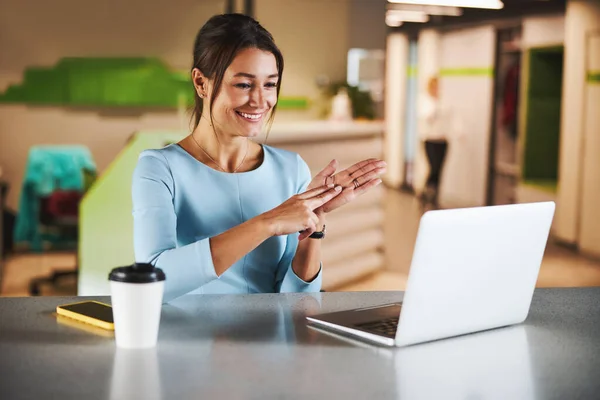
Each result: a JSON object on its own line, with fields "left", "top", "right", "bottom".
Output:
{"left": 1, "top": 288, "right": 599, "bottom": 400}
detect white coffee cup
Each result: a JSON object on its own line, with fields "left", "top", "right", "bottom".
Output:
{"left": 109, "top": 263, "right": 166, "bottom": 348}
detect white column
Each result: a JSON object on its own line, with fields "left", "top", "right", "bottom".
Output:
{"left": 437, "top": 26, "right": 495, "bottom": 208}
{"left": 383, "top": 32, "right": 409, "bottom": 188}
{"left": 577, "top": 2, "right": 600, "bottom": 256}
{"left": 555, "top": 0, "right": 600, "bottom": 249}
{"left": 414, "top": 29, "right": 441, "bottom": 194}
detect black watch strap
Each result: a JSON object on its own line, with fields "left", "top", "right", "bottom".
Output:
{"left": 309, "top": 225, "right": 326, "bottom": 239}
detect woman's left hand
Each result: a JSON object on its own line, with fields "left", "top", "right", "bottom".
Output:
{"left": 307, "top": 158, "right": 386, "bottom": 214}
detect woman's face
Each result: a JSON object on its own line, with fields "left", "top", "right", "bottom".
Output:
{"left": 207, "top": 47, "right": 279, "bottom": 139}
{"left": 428, "top": 77, "right": 439, "bottom": 98}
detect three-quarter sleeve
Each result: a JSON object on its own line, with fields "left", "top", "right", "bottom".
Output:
{"left": 276, "top": 154, "right": 322, "bottom": 293}
{"left": 132, "top": 151, "right": 218, "bottom": 302}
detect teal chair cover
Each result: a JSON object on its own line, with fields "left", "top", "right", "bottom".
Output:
{"left": 14, "top": 146, "right": 96, "bottom": 251}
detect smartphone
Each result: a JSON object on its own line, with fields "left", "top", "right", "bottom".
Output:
{"left": 56, "top": 314, "right": 115, "bottom": 338}
{"left": 56, "top": 300, "right": 115, "bottom": 331}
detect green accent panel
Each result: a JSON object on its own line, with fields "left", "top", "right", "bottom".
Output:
{"left": 522, "top": 47, "right": 564, "bottom": 181}
{"left": 588, "top": 72, "right": 600, "bottom": 83}
{"left": 407, "top": 66, "right": 418, "bottom": 77}
{"left": 439, "top": 67, "right": 494, "bottom": 77}
{"left": 277, "top": 97, "right": 309, "bottom": 109}
{"left": 0, "top": 58, "right": 194, "bottom": 108}
{"left": 0, "top": 57, "right": 309, "bottom": 110}
{"left": 522, "top": 179, "right": 558, "bottom": 194}
{"left": 78, "top": 131, "right": 184, "bottom": 295}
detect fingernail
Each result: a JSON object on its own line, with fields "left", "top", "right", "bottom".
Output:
{"left": 328, "top": 183, "right": 334, "bottom": 188}
{"left": 335, "top": 185, "right": 342, "bottom": 191}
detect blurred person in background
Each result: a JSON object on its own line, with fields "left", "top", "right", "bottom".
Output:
{"left": 418, "top": 75, "right": 462, "bottom": 209}
{"left": 132, "top": 14, "right": 386, "bottom": 302}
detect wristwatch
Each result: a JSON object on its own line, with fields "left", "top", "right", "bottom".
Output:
{"left": 309, "top": 225, "right": 326, "bottom": 239}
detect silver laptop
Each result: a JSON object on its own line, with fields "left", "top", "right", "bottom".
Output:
{"left": 307, "top": 201, "right": 555, "bottom": 347}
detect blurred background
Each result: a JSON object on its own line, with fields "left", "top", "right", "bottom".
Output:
{"left": 0, "top": 0, "right": 599, "bottom": 297}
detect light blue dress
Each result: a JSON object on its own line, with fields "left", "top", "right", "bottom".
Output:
{"left": 132, "top": 143, "right": 322, "bottom": 302}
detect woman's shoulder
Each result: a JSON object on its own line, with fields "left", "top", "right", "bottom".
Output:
{"left": 262, "top": 145, "right": 310, "bottom": 185}
{"left": 138, "top": 143, "right": 182, "bottom": 162}
{"left": 134, "top": 144, "right": 188, "bottom": 180}
{"left": 262, "top": 144, "right": 305, "bottom": 167}
{"left": 138, "top": 144, "right": 193, "bottom": 170}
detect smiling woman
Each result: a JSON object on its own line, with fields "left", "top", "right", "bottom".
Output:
{"left": 131, "top": 14, "right": 387, "bottom": 302}
{"left": 196, "top": 48, "right": 279, "bottom": 144}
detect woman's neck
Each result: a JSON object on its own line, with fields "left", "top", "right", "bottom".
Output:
{"left": 190, "top": 117, "right": 250, "bottom": 172}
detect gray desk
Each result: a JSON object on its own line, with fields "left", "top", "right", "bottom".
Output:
{"left": 0, "top": 288, "right": 599, "bottom": 399}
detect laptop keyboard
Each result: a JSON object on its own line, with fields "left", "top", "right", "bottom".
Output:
{"left": 355, "top": 317, "right": 399, "bottom": 338}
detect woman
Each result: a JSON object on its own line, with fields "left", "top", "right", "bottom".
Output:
{"left": 132, "top": 14, "right": 386, "bottom": 302}
{"left": 418, "top": 76, "right": 461, "bottom": 209}
{"left": 419, "top": 76, "right": 446, "bottom": 208}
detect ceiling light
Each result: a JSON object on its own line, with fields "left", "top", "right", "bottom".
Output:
{"left": 387, "top": 3, "right": 463, "bottom": 16}
{"left": 385, "top": 17, "right": 404, "bottom": 27}
{"left": 386, "top": 9, "right": 430, "bottom": 23}
{"left": 387, "top": 0, "right": 504, "bottom": 10}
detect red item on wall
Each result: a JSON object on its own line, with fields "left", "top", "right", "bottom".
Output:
{"left": 502, "top": 63, "right": 520, "bottom": 138}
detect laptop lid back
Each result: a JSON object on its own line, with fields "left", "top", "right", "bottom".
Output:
{"left": 396, "top": 202, "right": 555, "bottom": 346}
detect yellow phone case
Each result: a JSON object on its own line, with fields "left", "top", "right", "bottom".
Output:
{"left": 56, "top": 314, "right": 115, "bottom": 338}
{"left": 56, "top": 300, "right": 115, "bottom": 331}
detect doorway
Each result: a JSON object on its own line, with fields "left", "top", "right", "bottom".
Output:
{"left": 488, "top": 27, "right": 522, "bottom": 205}
{"left": 521, "top": 46, "right": 564, "bottom": 190}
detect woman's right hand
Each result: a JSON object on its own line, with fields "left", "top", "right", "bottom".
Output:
{"left": 260, "top": 184, "right": 342, "bottom": 236}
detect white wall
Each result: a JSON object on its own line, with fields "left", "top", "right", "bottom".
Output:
{"left": 255, "top": 0, "right": 349, "bottom": 118}
{"left": 555, "top": 0, "right": 600, "bottom": 251}
{"left": 522, "top": 15, "right": 565, "bottom": 48}
{"left": 438, "top": 25, "right": 495, "bottom": 207}
{"left": 383, "top": 33, "right": 409, "bottom": 188}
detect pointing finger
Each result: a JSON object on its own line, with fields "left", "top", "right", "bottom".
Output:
{"left": 306, "top": 185, "right": 342, "bottom": 209}
{"left": 297, "top": 184, "right": 334, "bottom": 200}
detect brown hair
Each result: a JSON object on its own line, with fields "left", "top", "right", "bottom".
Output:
{"left": 191, "top": 13, "right": 284, "bottom": 131}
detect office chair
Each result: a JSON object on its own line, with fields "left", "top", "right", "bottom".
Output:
{"left": 29, "top": 190, "right": 82, "bottom": 296}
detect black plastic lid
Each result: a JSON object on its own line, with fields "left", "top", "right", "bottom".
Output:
{"left": 108, "top": 263, "right": 166, "bottom": 283}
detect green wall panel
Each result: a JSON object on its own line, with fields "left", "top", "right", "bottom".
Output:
{"left": 522, "top": 179, "right": 558, "bottom": 194}
{"left": 522, "top": 47, "right": 564, "bottom": 182}
{"left": 0, "top": 58, "right": 308, "bottom": 109}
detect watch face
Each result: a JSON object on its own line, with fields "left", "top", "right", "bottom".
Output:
{"left": 309, "top": 233, "right": 324, "bottom": 239}
{"left": 309, "top": 226, "right": 326, "bottom": 239}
